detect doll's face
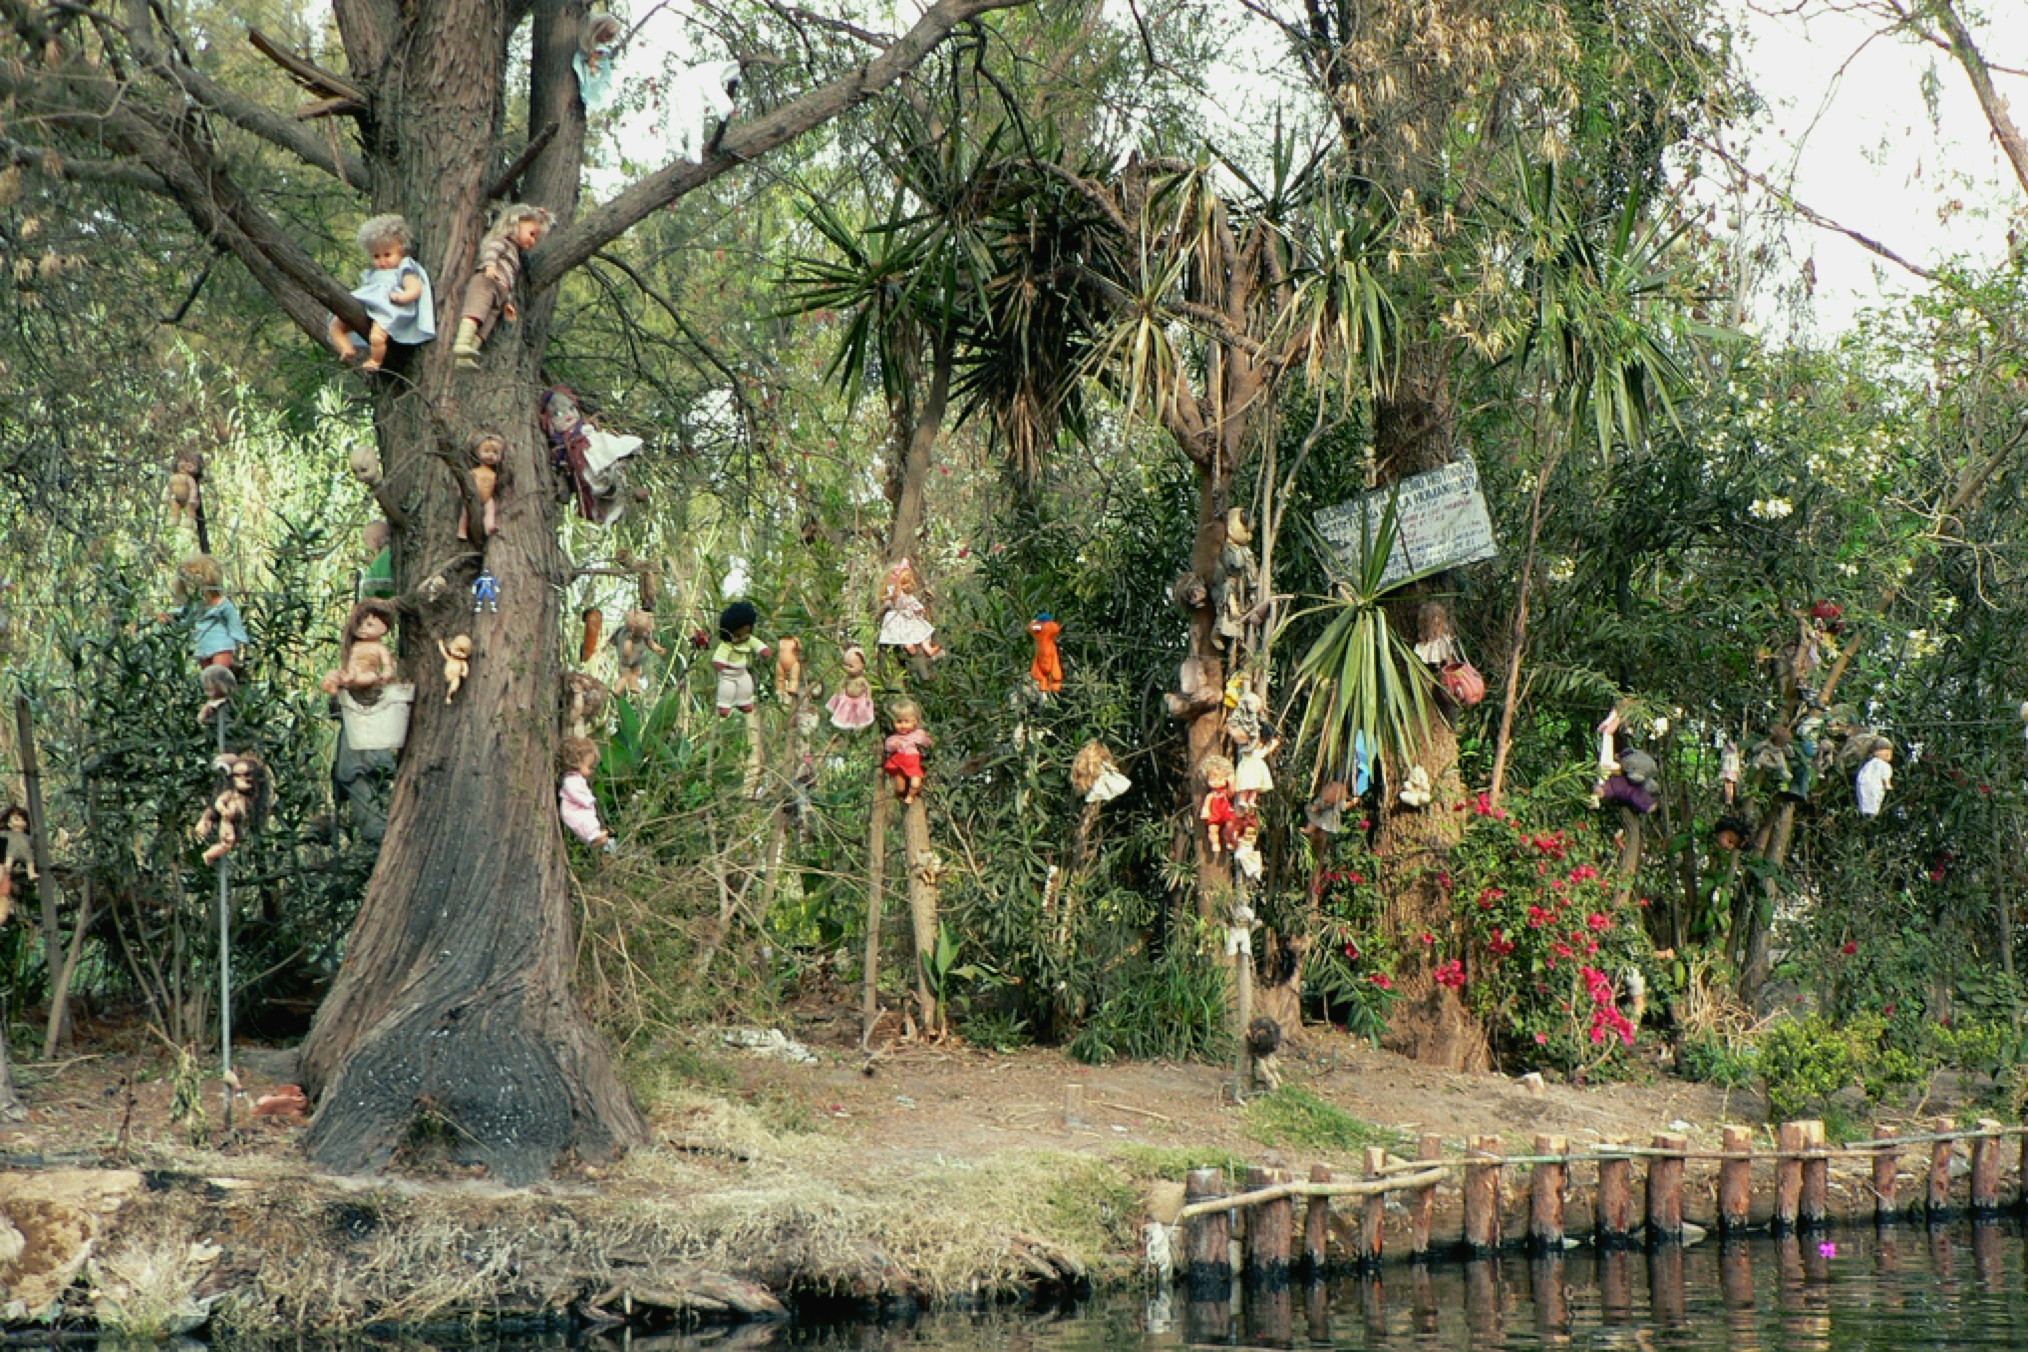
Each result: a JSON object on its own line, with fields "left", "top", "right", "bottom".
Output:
{"left": 4, "top": 809, "right": 26, "bottom": 832}
{"left": 1206, "top": 766, "right": 1230, "bottom": 789}
{"left": 893, "top": 713, "right": 917, "bottom": 734}
{"left": 729, "top": 623, "right": 753, "bottom": 643}
{"left": 449, "top": 636, "right": 473, "bottom": 658}
{"left": 176, "top": 454, "right": 200, "bottom": 475}
{"left": 476, "top": 438, "right": 504, "bottom": 466}
{"left": 511, "top": 217, "right": 547, "bottom": 250}
{"left": 230, "top": 762, "right": 256, "bottom": 791}
{"left": 575, "top": 748, "right": 599, "bottom": 776}
{"left": 1715, "top": 828, "right": 1743, "bottom": 852}
{"left": 355, "top": 613, "right": 389, "bottom": 643}
{"left": 369, "top": 242, "right": 406, "bottom": 270}
{"left": 843, "top": 647, "right": 865, "bottom": 674}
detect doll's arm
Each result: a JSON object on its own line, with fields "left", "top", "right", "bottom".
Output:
{"left": 390, "top": 273, "right": 425, "bottom": 305}
{"left": 647, "top": 637, "right": 668, "bottom": 655}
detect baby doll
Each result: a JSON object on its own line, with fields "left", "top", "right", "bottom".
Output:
{"left": 3, "top": 804, "right": 35, "bottom": 894}
{"left": 171, "top": 554, "right": 249, "bottom": 707}
{"left": 612, "top": 609, "right": 666, "bottom": 696}
{"left": 574, "top": 11, "right": 625, "bottom": 111}
{"left": 1712, "top": 816, "right": 1752, "bottom": 853}
{"left": 827, "top": 644, "right": 876, "bottom": 731}
{"left": 1855, "top": 738, "right": 1893, "bottom": 817}
{"left": 558, "top": 736, "right": 616, "bottom": 851}
{"left": 452, "top": 203, "right": 553, "bottom": 369}
{"left": 359, "top": 519, "right": 395, "bottom": 599}
{"left": 711, "top": 600, "right": 773, "bottom": 716}
{"left": 668, "top": 59, "right": 740, "bottom": 164}
{"left": 1029, "top": 614, "right": 1062, "bottom": 694}
{"left": 349, "top": 441, "right": 383, "bottom": 488}
{"left": 877, "top": 558, "right": 944, "bottom": 659}
{"left": 775, "top": 634, "right": 803, "bottom": 702}
{"left": 882, "top": 699, "right": 933, "bottom": 805}
{"left": 1231, "top": 818, "right": 1265, "bottom": 883}
{"left": 197, "top": 752, "right": 271, "bottom": 865}
{"left": 166, "top": 450, "right": 202, "bottom": 527}
{"left": 580, "top": 608, "right": 604, "bottom": 664}
{"left": 1070, "top": 740, "right": 1131, "bottom": 805}
{"left": 329, "top": 214, "right": 435, "bottom": 373}
{"left": 1398, "top": 763, "right": 1434, "bottom": 808}
{"left": 459, "top": 431, "right": 505, "bottom": 539}
{"left": 1214, "top": 509, "right": 1258, "bottom": 644}
{"left": 321, "top": 598, "right": 399, "bottom": 697}
{"left": 439, "top": 634, "right": 473, "bottom": 703}
{"left": 1200, "top": 755, "right": 1236, "bottom": 858}
{"left": 1229, "top": 695, "right": 1280, "bottom": 811}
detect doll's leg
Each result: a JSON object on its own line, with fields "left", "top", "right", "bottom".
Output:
{"left": 330, "top": 315, "right": 362, "bottom": 361}
{"left": 906, "top": 775, "right": 922, "bottom": 803}
{"left": 361, "top": 322, "right": 390, "bottom": 372}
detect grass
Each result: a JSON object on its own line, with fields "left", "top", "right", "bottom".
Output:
{"left": 1111, "top": 1143, "right": 1249, "bottom": 1184}
{"left": 1242, "top": 1087, "right": 1403, "bottom": 1155}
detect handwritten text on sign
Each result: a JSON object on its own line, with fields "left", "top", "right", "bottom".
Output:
{"left": 1314, "top": 458, "right": 1499, "bottom": 589}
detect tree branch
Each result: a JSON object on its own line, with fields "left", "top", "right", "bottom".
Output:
{"left": 247, "top": 27, "right": 369, "bottom": 104}
{"left": 1925, "top": 0, "right": 2028, "bottom": 200}
{"left": 528, "top": 0, "right": 1034, "bottom": 290}
{"left": 0, "top": 135, "right": 165, "bottom": 190}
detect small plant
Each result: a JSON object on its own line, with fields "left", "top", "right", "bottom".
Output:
{"left": 1677, "top": 1033, "right": 1758, "bottom": 1089}
{"left": 1066, "top": 943, "right": 1229, "bottom": 1065}
{"left": 1112, "top": 1144, "right": 1249, "bottom": 1183}
{"left": 1757, "top": 1012, "right": 1888, "bottom": 1122}
{"left": 1243, "top": 1087, "right": 1402, "bottom": 1154}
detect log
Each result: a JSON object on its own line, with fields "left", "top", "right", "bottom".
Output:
{"left": 1799, "top": 1119, "right": 1828, "bottom": 1230}
{"left": 1302, "top": 1163, "right": 1332, "bottom": 1276}
{"left": 1360, "top": 1147, "right": 1386, "bottom": 1268}
{"left": 1409, "top": 1132, "right": 1442, "bottom": 1259}
{"left": 1462, "top": 1135, "right": 1503, "bottom": 1255}
{"left": 1928, "top": 1116, "right": 1954, "bottom": 1220}
{"left": 1597, "top": 1144, "right": 1636, "bottom": 1248}
{"left": 1774, "top": 1120, "right": 1804, "bottom": 1232}
{"left": 1248, "top": 1166, "right": 1292, "bottom": 1283}
{"left": 1971, "top": 1119, "right": 2003, "bottom": 1215}
{"left": 1645, "top": 1133, "right": 1686, "bottom": 1246}
{"left": 1873, "top": 1125, "right": 1901, "bottom": 1224}
{"left": 1718, "top": 1125, "right": 1752, "bottom": 1234}
{"left": 1184, "top": 1167, "right": 1231, "bottom": 1299}
{"left": 1528, "top": 1134, "right": 1566, "bottom": 1252}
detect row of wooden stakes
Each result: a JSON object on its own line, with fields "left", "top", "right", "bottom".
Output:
{"left": 1170, "top": 1116, "right": 2028, "bottom": 1281}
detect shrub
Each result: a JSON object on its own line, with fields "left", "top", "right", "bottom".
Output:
{"left": 1242, "top": 1087, "right": 1402, "bottom": 1154}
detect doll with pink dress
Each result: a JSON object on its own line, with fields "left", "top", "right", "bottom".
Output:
{"left": 827, "top": 644, "right": 876, "bottom": 731}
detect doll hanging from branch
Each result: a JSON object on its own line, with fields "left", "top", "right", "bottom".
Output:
{"left": 775, "top": 634, "right": 803, "bottom": 703}
{"left": 451, "top": 203, "right": 552, "bottom": 370}
{"left": 1855, "top": 737, "right": 1894, "bottom": 817}
{"left": 666, "top": 59, "right": 741, "bottom": 164}
{"left": 711, "top": 601, "right": 772, "bottom": 716}
{"left": 573, "top": 11, "right": 626, "bottom": 112}
{"left": 166, "top": 449, "right": 203, "bottom": 528}
{"left": 1213, "top": 509, "right": 1258, "bottom": 650}
{"left": 611, "top": 609, "right": 665, "bottom": 697}
{"left": 1070, "top": 740, "right": 1131, "bottom": 805}
{"left": 1200, "top": 755, "right": 1237, "bottom": 858}
{"left": 328, "top": 214, "right": 435, "bottom": 373}
{"left": 1227, "top": 689, "right": 1280, "bottom": 812}
{"left": 877, "top": 558, "right": 944, "bottom": 660}
{"left": 827, "top": 644, "right": 875, "bottom": 731}
{"left": 458, "top": 431, "right": 505, "bottom": 539}
{"left": 882, "top": 699, "right": 933, "bottom": 805}
{"left": 197, "top": 752, "right": 272, "bottom": 865}
{"left": 321, "top": 599, "right": 399, "bottom": 698}
{"left": 169, "top": 554, "right": 249, "bottom": 722}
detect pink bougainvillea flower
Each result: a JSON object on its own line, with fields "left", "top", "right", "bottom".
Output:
{"left": 1369, "top": 973, "right": 1394, "bottom": 990}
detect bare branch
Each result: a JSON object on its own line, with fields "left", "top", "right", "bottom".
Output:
{"left": 247, "top": 27, "right": 369, "bottom": 104}
{"left": 1, "top": 135, "right": 164, "bottom": 190}
{"left": 487, "top": 122, "right": 558, "bottom": 200}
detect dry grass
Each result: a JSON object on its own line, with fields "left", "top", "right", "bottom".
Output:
{"left": 88, "top": 1228, "right": 218, "bottom": 1337}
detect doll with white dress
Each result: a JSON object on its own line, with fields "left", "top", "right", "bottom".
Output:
{"left": 1855, "top": 738, "right": 1893, "bottom": 817}
{"left": 877, "top": 558, "right": 944, "bottom": 659}
{"left": 328, "top": 214, "right": 435, "bottom": 372}
{"left": 558, "top": 736, "right": 616, "bottom": 852}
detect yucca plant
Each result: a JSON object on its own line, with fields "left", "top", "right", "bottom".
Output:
{"left": 1290, "top": 493, "right": 1437, "bottom": 784}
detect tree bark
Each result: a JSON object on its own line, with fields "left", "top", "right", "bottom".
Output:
{"left": 0, "top": 1035, "right": 20, "bottom": 1121}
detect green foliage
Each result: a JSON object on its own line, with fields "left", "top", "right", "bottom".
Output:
{"left": 1242, "top": 1087, "right": 1402, "bottom": 1154}
{"left": 1112, "top": 1144, "right": 1249, "bottom": 1184}
{"left": 1676, "top": 1034, "right": 1759, "bottom": 1089}
{"left": 1756, "top": 1013, "right": 1901, "bottom": 1122}
{"left": 1066, "top": 942, "right": 1231, "bottom": 1066}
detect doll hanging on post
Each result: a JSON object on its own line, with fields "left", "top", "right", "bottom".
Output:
{"left": 328, "top": 214, "right": 435, "bottom": 373}
{"left": 321, "top": 599, "right": 399, "bottom": 699}
{"left": 877, "top": 558, "right": 944, "bottom": 660}
{"left": 883, "top": 699, "right": 933, "bottom": 805}
{"left": 451, "top": 203, "right": 552, "bottom": 370}
{"left": 1213, "top": 509, "right": 1258, "bottom": 649}
{"left": 170, "top": 554, "right": 249, "bottom": 722}
{"left": 166, "top": 450, "right": 203, "bottom": 528}
{"left": 439, "top": 634, "right": 473, "bottom": 703}
{"left": 827, "top": 644, "right": 876, "bottom": 731}
{"left": 711, "top": 601, "right": 772, "bottom": 716}
{"left": 1029, "top": 614, "right": 1062, "bottom": 694}
{"left": 1227, "top": 688, "right": 1280, "bottom": 811}
{"left": 1200, "top": 755, "right": 1237, "bottom": 857}
{"left": 1855, "top": 737, "right": 1893, "bottom": 817}
{"left": 775, "top": 635, "right": 803, "bottom": 703}
{"left": 197, "top": 752, "right": 272, "bottom": 865}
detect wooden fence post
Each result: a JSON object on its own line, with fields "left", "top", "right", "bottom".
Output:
{"left": 1718, "top": 1125, "right": 1752, "bottom": 1234}
{"left": 1597, "top": 1143, "right": 1635, "bottom": 1248}
{"left": 1360, "top": 1147, "right": 1386, "bottom": 1268}
{"left": 1184, "top": 1167, "right": 1231, "bottom": 1298}
{"left": 1774, "top": 1120, "right": 1804, "bottom": 1232}
{"left": 1799, "top": 1120, "right": 1828, "bottom": 1229}
{"left": 1872, "top": 1125, "right": 1901, "bottom": 1224}
{"left": 1302, "top": 1163, "right": 1332, "bottom": 1276}
{"left": 1529, "top": 1134, "right": 1566, "bottom": 1252}
{"left": 1971, "top": 1119, "right": 2002, "bottom": 1216}
{"left": 1247, "top": 1165, "right": 1292, "bottom": 1283}
{"left": 1646, "top": 1133, "right": 1686, "bottom": 1246}
{"left": 1462, "top": 1135, "right": 1503, "bottom": 1255}
{"left": 1409, "top": 1132, "right": 1441, "bottom": 1259}
{"left": 1928, "top": 1117, "right": 1955, "bottom": 1221}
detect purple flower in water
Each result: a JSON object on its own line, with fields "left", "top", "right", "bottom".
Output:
{"left": 1818, "top": 1241, "right": 1837, "bottom": 1258}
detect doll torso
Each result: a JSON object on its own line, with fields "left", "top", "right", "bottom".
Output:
{"left": 351, "top": 257, "right": 436, "bottom": 344}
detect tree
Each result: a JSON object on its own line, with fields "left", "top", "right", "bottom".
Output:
{"left": 0, "top": 0, "right": 1028, "bottom": 1179}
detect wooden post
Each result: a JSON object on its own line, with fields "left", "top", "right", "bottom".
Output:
{"left": 1718, "top": 1125, "right": 1752, "bottom": 1234}
{"left": 1409, "top": 1132, "right": 1441, "bottom": 1259}
{"left": 1873, "top": 1125, "right": 1901, "bottom": 1224}
{"left": 1529, "top": 1134, "right": 1566, "bottom": 1252}
{"left": 1462, "top": 1135, "right": 1503, "bottom": 1255}
{"left": 1062, "top": 1082, "right": 1085, "bottom": 1130}
{"left": 1928, "top": 1117, "right": 1954, "bottom": 1220}
{"left": 1971, "top": 1119, "right": 2003, "bottom": 1215}
{"left": 1799, "top": 1119, "right": 1829, "bottom": 1230}
{"left": 1302, "top": 1163, "right": 1332, "bottom": 1276}
{"left": 1646, "top": 1133, "right": 1686, "bottom": 1246}
{"left": 1774, "top": 1120, "right": 1804, "bottom": 1232}
{"left": 1184, "top": 1167, "right": 1231, "bottom": 1298}
{"left": 1360, "top": 1147, "right": 1386, "bottom": 1268}
{"left": 1248, "top": 1165, "right": 1292, "bottom": 1283}
{"left": 1597, "top": 1144, "right": 1635, "bottom": 1248}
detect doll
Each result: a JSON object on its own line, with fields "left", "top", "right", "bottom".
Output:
{"left": 1231, "top": 818, "right": 1265, "bottom": 883}
{"left": 171, "top": 554, "right": 249, "bottom": 690}
{"left": 563, "top": 670, "right": 610, "bottom": 738}
{"left": 1029, "top": 614, "right": 1062, "bottom": 694}
{"left": 1413, "top": 600, "right": 1463, "bottom": 666}
{"left": 452, "top": 203, "right": 553, "bottom": 369}
{"left": 1398, "top": 763, "right": 1434, "bottom": 808}
{"left": 360, "top": 520, "right": 394, "bottom": 599}
{"left": 1713, "top": 816, "right": 1752, "bottom": 853}
{"left": 166, "top": 450, "right": 202, "bottom": 527}
{"left": 712, "top": 601, "right": 773, "bottom": 715}
{"left": 612, "top": 609, "right": 665, "bottom": 696}
{"left": 1200, "top": 755, "right": 1237, "bottom": 857}
{"left": 1855, "top": 738, "right": 1893, "bottom": 817}
{"left": 877, "top": 558, "right": 944, "bottom": 659}
{"left": 199, "top": 663, "right": 239, "bottom": 726}
{"left": 882, "top": 699, "right": 933, "bottom": 805}
{"left": 558, "top": 736, "right": 616, "bottom": 851}
{"left": 329, "top": 214, "right": 435, "bottom": 372}
{"left": 667, "top": 60, "right": 740, "bottom": 164}
{"left": 1302, "top": 780, "right": 1349, "bottom": 855}
{"left": 459, "top": 431, "right": 505, "bottom": 539}
{"left": 1599, "top": 732, "right": 1659, "bottom": 814}
{"left": 197, "top": 752, "right": 272, "bottom": 865}
{"left": 827, "top": 644, "right": 876, "bottom": 731}
{"left": 775, "top": 634, "right": 804, "bottom": 702}
{"left": 348, "top": 442, "right": 383, "bottom": 488}
{"left": 1214, "top": 509, "right": 1258, "bottom": 645}
{"left": 473, "top": 569, "right": 501, "bottom": 613}
{"left": 573, "top": 11, "right": 625, "bottom": 111}
{"left": 321, "top": 599, "right": 399, "bottom": 697}
{"left": 2, "top": 804, "right": 35, "bottom": 900}
{"left": 1229, "top": 694, "right": 1279, "bottom": 810}
{"left": 439, "top": 634, "right": 473, "bottom": 703}
{"left": 580, "top": 607, "right": 604, "bottom": 664}
{"left": 1071, "top": 740, "right": 1132, "bottom": 805}
{"left": 1720, "top": 739, "right": 1742, "bottom": 804}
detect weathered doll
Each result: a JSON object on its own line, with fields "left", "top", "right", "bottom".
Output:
{"left": 558, "top": 736, "right": 616, "bottom": 852}
{"left": 1398, "top": 763, "right": 1434, "bottom": 808}
{"left": 1214, "top": 510, "right": 1258, "bottom": 645}
{"left": 827, "top": 644, "right": 875, "bottom": 731}
{"left": 877, "top": 558, "right": 943, "bottom": 659}
{"left": 1228, "top": 692, "right": 1279, "bottom": 810}
{"left": 360, "top": 519, "right": 395, "bottom": 599}
{"left": 349, "top": 441, "right": 383, "bottom": 488}
{"left": 1713, "top": 816, "right": 1752, "bottom": 853}
{"left": 711, "top": 601, "right": 772, "bottom": 716}
{"left": 1303, "top": 780, "right": 1349, "bottom": 855}
{"left": 197, "top": 752, "right": 271, "bottom": 865}
{"left": 775, "top": 635, "right": 803, "bottom": 702}
{"left": 171, "top": 555, "right": 249, "bottom": 717}
{"left": 321, "top": 598, "right": 399, "bottom": 697}
{"left": 882, "top": 699, "right": 933, "bottom": 805}
{"left": 3, "top": 804, "right": 35, "bottom": 893}
{"left": 329, "top": 214, "right": 435, "bottom": 372}
{"left": 1070, "top": 740, "right": 1132, "bottom": 805}
{"left": 667, "top": 59, "right": 740, "bottom": 164}
{"left": 580, "top": 608, "right": 604, "bottom": 664}
{"left": 459, "top": 431, "right": 505, "bottom": 539}
{"left": 1599, "top": 732, "right": 1660, "bottom": 814}
{"left": 199, "top": 664, "right": 239, "bottom": 727}
{"left": 612, "top": 609, "right": 665, "bottom": 696}
{"left": 573, "top": 12, "right": 625, "bottom": 112}
{"left": 1855, "top": 738, "right": 1893, "bottom": 817}
{"left": 166, "top": 450, "right": 202, "bottom": 527}
{"left": 1231, "top": 818, "right": 1265, "bottom": 883}
{"left": 439, "top": 634, "right": 473, "bottom": 703}
{"left": 452, "top": 203, "right": 552, "bottom": 369}
{"left": 1200, "top": 754, "right": 1237, "bottom": 857}
{"left": 1720, "top": 739, "right": 1742, "bottom": 804}
{"left": 1029, "top": 614, "right": 1062, "bottom": 694}
{"left": 563, "top": 671, "right": 610, "bottom": 738}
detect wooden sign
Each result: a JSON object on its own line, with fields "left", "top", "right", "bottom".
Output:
{"left": 1315, "top": 456, "right": 1499, "bottom": 588}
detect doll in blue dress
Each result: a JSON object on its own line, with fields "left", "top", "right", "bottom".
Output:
{"left": 328, "top": 214, "right": 435, "bottom": 373}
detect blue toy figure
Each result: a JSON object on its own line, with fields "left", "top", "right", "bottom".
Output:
{"left": 473, "top": 569, "right": 500, "bottom": 613}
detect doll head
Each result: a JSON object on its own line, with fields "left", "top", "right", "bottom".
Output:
{"left": 1315, "top": 780, "right": 1348, "bottom": 810}
{"left": 472, "top": 431, "right": 505, "bottom": 468}
{"left": 1713, "top": 816, "right": 1752, "bottom": 852}
{"left": 1202, "top": 754, "right": 1235, "bottom": 791}
{"left": 340, "top": 598, "right": 396, "bottom": 662}
{"left": 718, "top": 600, "right": 758, "bottom": 644}
{"left": 889, "top": 698, "right": 922, "bottom": 734}
{"left": 444, "top": 633, "right": 474, "bottom": 660}
{"left": 356, "top": 213, "right": 414, "bottom": 270}
{"left": 2, "top": 805, "right": 27, "bottom": 834}
{"left": 362, "top": 519, "right": 391, "bottom": 554}
{"left": 885, "top": 558, "right": 917, "bottom": 596}
{"left": 174, "top": 553, "right": 225, "bottom": 604}
{"left": 583, "top": 11, "right": 622, "bottom": 54}
{"left": 1870, "top": 737, "right": 1893, "bottom": 763}
{"left": 174, "top": 449, "right": 204, "bottom": 477}
{"left": 623, "top": 609, "right": 656, "bottom": 639}
{"left": 1224, "top": 508, "right": 1251, "bottom": 547}
{"left": 491, "top": 202, "right": 554, "bottom": 251}
{"left": 559, "top": 735, "right": 599, "bottom": 777}
{"left": 841, "top": 644, "right": 867, "bottom": 676}
{"left": 222, "top": 753, "right": 273, "bottom": 823}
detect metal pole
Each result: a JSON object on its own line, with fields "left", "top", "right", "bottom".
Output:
{"left": 216, "top": 701, "right": 232, "bottom": 1126}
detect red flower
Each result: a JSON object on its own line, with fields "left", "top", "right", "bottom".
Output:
{"left": 1586, "top": 912, "right": 1613, "bottom": 932}
{"left": 1841, "top": 941, "right": 1857, "bottom": 956}
{"left": 1420, "top": 931, "right": 1437, "bottom": 945}
{"left": 1369, "top": 973, "right": 1394, "bottom": 990}
{"left": 1347, "top": 871, "right": 1365, "bottom": 885}
{"left": 1433, "top": 959, "right": 1468, "bottom": 990}
{"left": 1534, "top": 1032, "right": 1549, "bottom": 1045}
